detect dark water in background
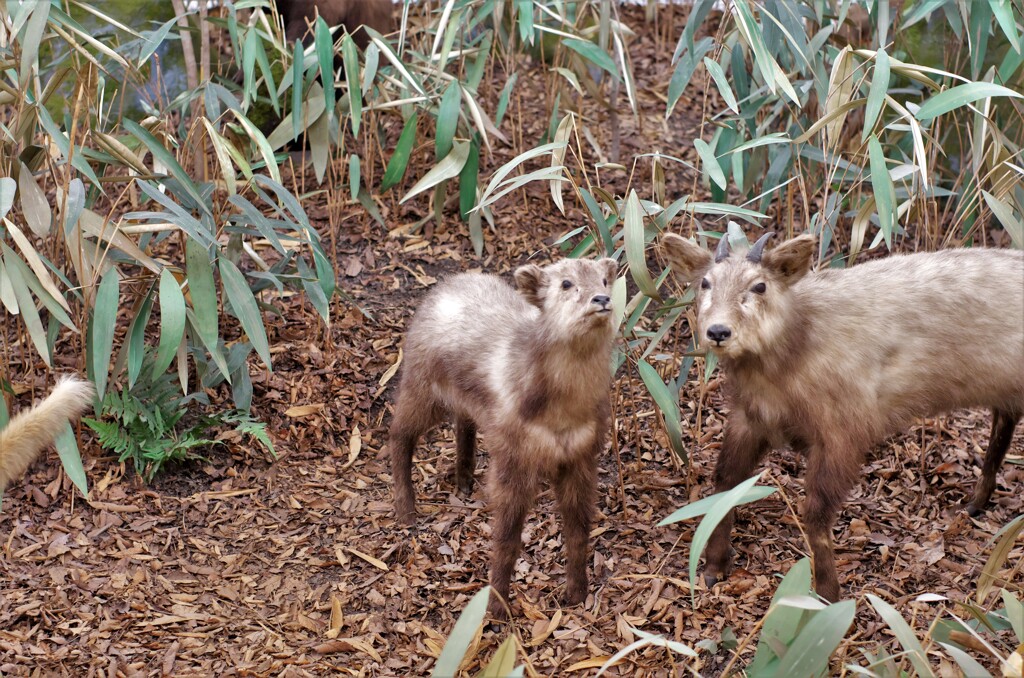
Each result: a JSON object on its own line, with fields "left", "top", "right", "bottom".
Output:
{"left": 60, "top": 0, "right": 188, "bottom": 121}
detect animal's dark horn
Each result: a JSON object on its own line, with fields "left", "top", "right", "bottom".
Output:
{"left": 715, "top": 234, "right": 731, "bottom": 262}
{"left": 747, "top": 232, "right": 776, "bottom": 263}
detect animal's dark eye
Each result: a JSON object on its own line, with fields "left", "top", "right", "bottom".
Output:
{"left": 561, "top": 280, "right": 573, "bottom": 290}
{"left": 751, "top": 282, "right": 767, "bottom": 294}
{"left": 700, "top": 278, "right": 710, "bottom": 290}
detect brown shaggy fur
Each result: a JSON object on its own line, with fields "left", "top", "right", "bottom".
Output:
{"left": 661, "top": 232, "right": 1024, "bottom": 601}
{"left": 388, "top": 258, "right": 618, "bottom": 617}
{"left": 276, "top": 0, "right": 392, "bottom": 48}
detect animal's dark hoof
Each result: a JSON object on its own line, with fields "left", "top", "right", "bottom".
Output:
{"left": 457, "top": 481, "right": 474, "bottom": 497}
{"left": 562, "top": 586, "right": 587, "bottom": 607}
{"left": 396, "top": 511, "right": 417, "bottom": 527}
{"left": 964, "top": 502, "right": 984, "bottom": 517}
{"left": 703, "top": 572, "right": 720, "bottom": 589}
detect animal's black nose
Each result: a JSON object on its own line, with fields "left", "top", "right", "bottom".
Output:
{"left": 706, "top": 324, "right": 731, "bottom": 343}
{"left": 592, "top": 295, "right": 611, "bottom": 307}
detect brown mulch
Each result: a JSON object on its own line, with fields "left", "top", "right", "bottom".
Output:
{"left": 2, "top": 5, "right": 1022, "bottom": 676}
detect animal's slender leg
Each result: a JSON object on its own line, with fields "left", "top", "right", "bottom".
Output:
{"left": 554, "top": 448, "right": 599, "bottom": 606}
{"left": 803, "top": 438, "right": 864, "bottom": 602}
{"left": 487, "top": 451, "right": 537, "bottom": 618}
{"left": 704, "top": 410, "right": 771, "bottom": 587}
{"left": 967, "top": 409, "right": 1020, "bottom": 516}
{"left": 389, "top": 385, "right": 442, "bottom": 525}
{"left": 455, "top": 417, "right": 477, "bottom": 496}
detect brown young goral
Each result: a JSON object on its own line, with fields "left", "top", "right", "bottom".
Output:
{"left": 661, "top": 232, "right": 1024, "bottom": 601}
{"left": 275, "top": 0, "right": 392, "bottom": 48}
{"left": 389, "top": 257, "right": 618, "bottom": 617}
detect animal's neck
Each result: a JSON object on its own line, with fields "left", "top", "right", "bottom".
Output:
{"left": 725, "top": 296, "right": 807, "bottom": 382}
{"left": 524, "top": 321, "right": 613, "bottom": 397}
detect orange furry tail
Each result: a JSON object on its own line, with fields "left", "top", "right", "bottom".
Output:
{"left": 0, "top": 377, "right": 95, "bottom": 492}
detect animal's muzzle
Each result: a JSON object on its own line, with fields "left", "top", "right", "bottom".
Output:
{"left": 592, "top": 295, "right": 611, "bottom": 312}
{"left": 706, "top": 324, "right": 732, "bottom": 344}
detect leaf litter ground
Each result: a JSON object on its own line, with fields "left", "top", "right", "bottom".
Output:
{"left": 1, "top": 6, "right": 1022, "bottom": 677}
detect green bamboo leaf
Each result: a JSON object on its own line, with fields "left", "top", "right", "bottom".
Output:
{"left": 220, "top": 258, "right": 271, "bottom": 371}
{"left": 916, "top": 82, "right": 1024, "bottom": 121}
{"left": 681, "top": 475, "right": 768, "bottom": 597}
{"left": 342, "top": 34, "right": 361, "bottom": 136}
{"left": 939, "top": 642, "right": 992, "bottom": 678}
{"left": 458, "top": 137, "right": 480, "bottom": 221}
{"left": 315, "top": 16, "right": 335, "bottom": 122}
{"left": 495, "top": 73, "right": 517, "bottom": 127}
{"left": 184, "top": 239, "right": 220, "bottom": 354}
{"left": 660, "top": 483, "right": 776, "bottom": 527}
{"left": 89, "top": 270, "right": 120, "bottom": 402}
{"left": 982, "top": 190, "right": 1024, "bottom": 248}
{"left": 868, "top": 135, "right": 896, "bottom": 249}
{"left": 749, "top": 558, "right": 814, "bottom": 674}
{"left": 667, "top": 37, "right": 715, "bottom": 117}
{"left": 637, "top": 359, "right": 686, "bottom": 463}
{"left": 1001, "top": 589, "right": 1024, "bottom": 641}
{"left": 2, "top": 246, "right": 50, "bottom": 365}
{"left": 432, "top": 587, "right": 492, "bottom": 677}
{"left": 435, "top": 81, "right": 461, "bottom": 160}
{"left": 291, "top": 39, "right": 305, "bottom": 142}
{"left": 348, "top": 154, "right": 361, "bottom": 202}
{"left": 774, "top": 600, "right": 856, "bottom": 677}
{"left": 19, "top": 0, "right": 49, "bottom": 84}
{"left": 124, "top": 120, "right": 210, "bottom": 216}
{"left": 624, "top": 190, "right": 662, "bottom": 301}
{"left": 703, "top": 57, "right": 739, "bottom": 114}
{"left": 127, "top": 290, "right": 154, "bottom": 387}
{"left": 54, "top": 422, "right": 89, "bottom": 498}
{"left": 401, "top": 141, "right": 470, "bottom": 205}
{"left": 154, "top": 269, "right": 186, "bottom": 378}
{"left": 864, "top": 49, "right": 891, "bottom": 141}
{"left": 867, "top": 594, "right": 936, "bottom": 678}
{"left": 694, "top": 139, "right": 727, "bottom": 190}
{"left": 990, "top": 0, "right": 1021, "bottom": 54}
{"left": 733, "top": 0, "right": 799, "bottom": 104}
{"left": 563, "top": 38, "right": 619, "bottom": 79}
{"left": 381, "top": 112, "right": 418, "bottom": 191}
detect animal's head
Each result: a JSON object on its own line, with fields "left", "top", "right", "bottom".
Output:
{"left": 514, "top": 257, "right": 618, "bottom": 339}
{"left": 660, "top": 232, "right": 816, "bottom": 358}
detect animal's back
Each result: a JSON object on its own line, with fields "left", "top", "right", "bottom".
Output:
{"left": 401, "top": 273, "right": 534, "bottom": 419}
{"left": 796, "top": 248, "right": 1024, "bottom": 427}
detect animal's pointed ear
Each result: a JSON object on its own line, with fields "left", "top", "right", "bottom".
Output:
{"left": 762, "top": 234, "right": 816, "bottom": 282}
{"left": 599, "top": 258, "right": 618, "bottom": 285}
{"left": 514, "top": 264, "right": 546, "bottom": 308}
{"left": 661, "top": 234, "right": 714, "bottom": 284}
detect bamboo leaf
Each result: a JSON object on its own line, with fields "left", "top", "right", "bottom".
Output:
{"left": 867, "top": 594, "right": 936, "bottom": 678}
{"left": 89, "top": 270, "right": 120, "bottom": 402}
{"left": 694, "top": 139, "right": 727, "bottom": 190}
{"left": 624, "top": 190, "right": 661, "bottom": 301}
{"left": 638, "top": 359, "right": 686, "bottom": 463}
{"left": 435, "top": 81, "right": 461, "bottom": 160}
{"left": 916, "top": 82, "right": 1024, "bottom": 121}
{"left": 703, "top": 57, "right": 739, "bottom": 114}
{"left": 773, "top": 601, "right": 856, "bottom": 677}
{"left": 432, "top": 587, "right": 492, "bottom": 677}
{"left": 123, "top": 120, "right": 210, "bottom": 216}
{"left": 18, "top": 161, "right": 51, "bottom": 238}
{"left": 868, "top": 135, "right": 896, "bottom": 249}
{"left": 342, "top": 34, "right": 361, "bottom": 136}
{"left": 2, "top": 246, "right": 50, "bottom": 365}
{"left": 54, "top": 422, "right": 89, "bottom": 498}
{"left": 154, "top": 269, "right": 186, "bottom": 378}
{"left": 864, "top": 49, "right": 891, "bottom": 141}
{"left": 220, "top": 258, "right": 271, "bottom": 371}
{"left": 401, "top": 141, "right": 470, "bottom": 205}
{"left": 381, "top": 112, "right": 418, "bottom": 191}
